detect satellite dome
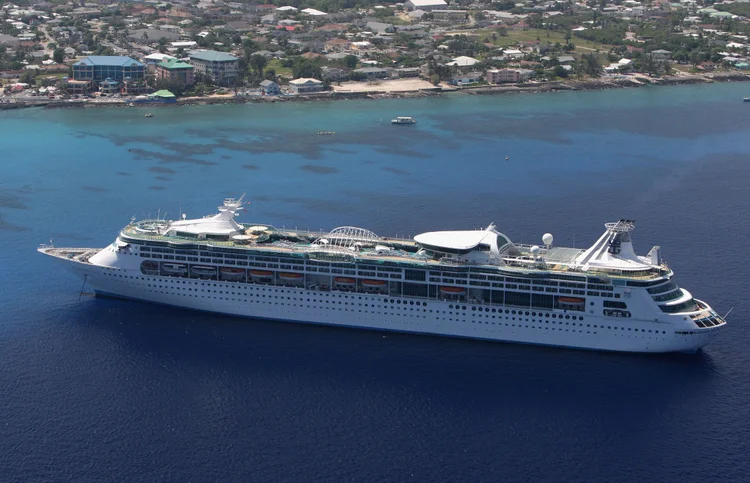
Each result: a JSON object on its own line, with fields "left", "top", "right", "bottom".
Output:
{"left": 542, "top": 233, "right": 554, "bottom": 246}
{"left": 530, "top": 245, "right": 541, "bottom": 257}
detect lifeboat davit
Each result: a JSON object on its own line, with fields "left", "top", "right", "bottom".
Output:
{"left": 279, "top": 272, "right": 304, "bottom": 281}
{"left": 334, "top": 277, "right": 356, "bottom": 285}
{"left": 220, "top": 267, "right": 245, "bottom": 280}
{"left": 440, "top": 286, "right": 466, "bottom": 295}
{"left": 250, "top": 270, "right": 273, "bottom": 278}
{"left": 558, "top": 297, "right": 585, "bottom": 304}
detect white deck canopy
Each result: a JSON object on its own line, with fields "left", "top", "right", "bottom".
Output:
{"left": 414, "top": 230, "right": 494, "bottom": 251}
{"left": 166, "top": 196, "right": 246, "bottom": 237}
{"left": 414, "top": 224, "right": 513, "bottom": 258}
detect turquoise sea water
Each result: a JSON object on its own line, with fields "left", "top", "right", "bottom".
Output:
{"left": 1, "top": 83, "right": 749, "bottom": 481}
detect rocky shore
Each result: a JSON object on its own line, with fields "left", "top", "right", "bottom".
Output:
{"left": 1, "top": 72, "right": 747, "bottom": 111}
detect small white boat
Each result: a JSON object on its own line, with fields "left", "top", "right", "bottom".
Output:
{"left": 744, "top": 97, "right": 750, "bottom": 102}
{"left": 391, "top": 116, "right": 416, "bottom": 125}
{"left": 191, "top": 265, "right": 217, "bottom": 277}
{"left": 162, "top": 263, "right": 187, "bottom": 275}
{"left": 145, "top": 113, "right": 153, "bottom": 118}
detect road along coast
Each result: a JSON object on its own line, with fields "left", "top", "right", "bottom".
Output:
{"left": 1, "top": 72, "right": 747, "bottom": 111}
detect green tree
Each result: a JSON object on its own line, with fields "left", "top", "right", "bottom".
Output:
{"left": 19, "top": 70, "right": 36, "bottom": 85}
{"left": 344, "top": 54, "right": 358, "bottom": 69}
{"left": 249, "top": 54, "right": 268, "bottom": 77}
{"left": 291, "top": 57, "right": 322, "bottom": 79}
{"left": 52, "top": 47, "right": 64, "bottom": 64}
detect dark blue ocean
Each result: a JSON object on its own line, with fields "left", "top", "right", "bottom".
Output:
{"left": 1, "top": 83, "right": 749, "bottom": 482}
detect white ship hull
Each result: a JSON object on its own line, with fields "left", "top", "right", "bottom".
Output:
{"left": 42, "top": 247, "right": 721, "bottom": 354}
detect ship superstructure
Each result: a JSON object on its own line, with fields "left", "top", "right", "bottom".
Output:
{"left": 39, "top": 196, "right": 726, "bottom": 353}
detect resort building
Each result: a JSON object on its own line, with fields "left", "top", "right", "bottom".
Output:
{"left": 156, "top": 58, "right": 194, "bottom": 86}
{"left": 72, "top": 56, "right": 145, "bottom": 83}
{"left": 487, "top": 68, "right": 532, "bottom": 84}
{"left": 188, "top": 50, "right": 239, "bottom": 86}
{"left": 288, "top": 78, "right": 324, "bottom": 94}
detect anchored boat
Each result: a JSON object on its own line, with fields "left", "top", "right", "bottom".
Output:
{"left": 39, "top": 197, "right": 727, "bottom": 353}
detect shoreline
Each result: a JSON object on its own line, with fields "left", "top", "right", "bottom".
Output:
{"left": 2, "top": 72, "right": 748, "bottom": 111}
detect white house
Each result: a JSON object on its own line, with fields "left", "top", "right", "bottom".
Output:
{"left": 301, "top": 8, "right": 327, "bottom": 16}
{"left": 289, "top": 78, "right": 325, "bottom": 93}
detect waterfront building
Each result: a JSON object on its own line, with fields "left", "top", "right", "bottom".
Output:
{"left": 450, "top": 72, "right": 482, "bottom": 86}
{"left": 487, "top": 68, "right": 532, "bottom": 84}
{"left": 353, "top": 67, "right": 390, "bottom": 80}
{"left": 61, "top": 78, "right": 93, "bottom": 95}
{"left": 156, "top": 58, "right": 194, "bottom": 87}
{"left": 122, "top": 76, "right": 148, "bottom": 95}
{"left": 147, "top": 90, "right": 177, "bottom": 102}
{"left": 260, "top": 80, "right": 281, "bottom": 95}
{"left": 188, "top": 50, "right": 239, "bottom": 86}
{"left": 99, "top": 78, "right": 120, "bottom": 94}
{"left": 321, "top": 66, "right": 349, "bottom": 82}
{"left": 394, "top": 67, "right": 421, "bottom": 78}
{"left": 288, "top": 78, "right": 324, "bottom": 93}
{"left": 72, "top": 56, "right": 145, "bottom": 83}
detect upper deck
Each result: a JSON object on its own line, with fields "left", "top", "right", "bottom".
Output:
{"left": 119, "top": 219, "right": 669, "bottom": 283}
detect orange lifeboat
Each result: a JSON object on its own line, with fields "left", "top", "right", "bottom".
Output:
{"left": 334, "top": 277, "right": 356, "bottom": 285}
{"left": 361, "top": 279, "right": 387, "bottom": 287}
{"left": 221, "top": 267, "right": 244, "bottom": 274}
{"left": 250, "top": 270, "right": 273, "bottom": 277}
{"left": 558, "top": 297, "right": 585, "bottom": 304}
{"left": 279, "top": 272, "right": 303, "bottom": 281}
{"left": 440, "top": 286, "right": 466, "bottom": 295}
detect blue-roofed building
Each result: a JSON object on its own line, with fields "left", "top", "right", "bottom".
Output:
{"left": 73, "top": 56, "right": 145, "bottom": 83}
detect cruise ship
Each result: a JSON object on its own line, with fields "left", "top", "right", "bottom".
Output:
{"left": 39, "top": 196, "right": 726, "bottom": 353}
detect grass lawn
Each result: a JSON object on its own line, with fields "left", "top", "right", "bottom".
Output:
{"left": 266, "top": 58, "right": 293, "bottom": 78}
{"left": 469, "top": 27, "right": 608, "bottom": 55}
{"left": 671, "top": 63, "right": 697, "bottom": 74}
